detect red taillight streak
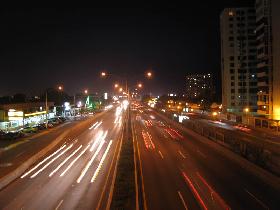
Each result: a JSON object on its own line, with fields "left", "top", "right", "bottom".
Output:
{"left": 182, "top": 172, "right": 208, "bottom": 210}
{"left": 196, "top": 172, "right": 230, "bottom": 210}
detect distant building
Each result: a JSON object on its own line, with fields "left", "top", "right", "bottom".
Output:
{"left": 185, "top": 74, "right": 214, "bottom": 102}
{"left": 220, "top": 7, "right": 258, "bottom": 114}
{"left": 256, "top": 0, "right": 280, "bottom": 120}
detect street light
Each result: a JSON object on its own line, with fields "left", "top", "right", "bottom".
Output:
{"left": 45, "top": 85, "right": 63, "bottom": 128}
{"left": 114, "top": 83, "right": 119, "bottom": 88}
{"left": 84, "top": 89, "right": 88, "bottom": 94}
{"left": 244, "top": 107, "right": 249, "bottom": 125}
{"left": 146, "top": 71, "right": 152, "bottom": 78}
{"left": 119, "top": 87, "right": 123, "bottom": 92}
{"left": 138, "top": 83, "right": 143, "bottom": 88}
{"left": 101, "top": 72, "right": 107, "bottom": 77}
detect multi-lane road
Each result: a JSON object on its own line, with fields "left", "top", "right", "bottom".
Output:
{"left": 132, "top": 106, "right": 280, "bottom": 210}
{"left": 0, "top": 102, "right": 279, "bottom": 210}
{"left": 0, "top": 106, "right": 125, "bottom": 210}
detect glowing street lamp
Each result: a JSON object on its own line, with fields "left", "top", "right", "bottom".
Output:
{"left": 84, "top": 89, "right": 88, "bottom": 94}
{"left": 101, "top": 72, "right": 106, "bottom": 77}
{"left": 146, "top": 72, "right": 152, "bottom": 78}
{"left": 114, "top": 83, "right": 119, "bottom": 88}
{"left": 119, "top": 87, "right": 123, "bottom": 92}
{"left": 58, "top": 85, "right": 63, "bottom": 91}
{"left": 138, "top": 83, "right": 143, "bottom": 88}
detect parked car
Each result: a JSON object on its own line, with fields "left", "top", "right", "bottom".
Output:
{"left": 57, "top": 117, "right": 66, "bottom": 122}
{"left": 22, "top": 126, "right": 38, "bottom": 133}
{"left": 1, "top": 130, "right": 24, "bottom": 140}
{"left": 35, "top": 123, "right": 47, "bottom": 130}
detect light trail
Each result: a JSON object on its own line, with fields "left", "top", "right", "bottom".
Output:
{"left": 118, "top": 116, "right": 122, "bottom": 124}
{"left": 90, "top": 131, "right": 103, "bottom": 152}
{"left": 89, "top": 121, "right": 99, "bottom": 130}
{"left": 91, "top": 140, "right": 113, "bottom": 182}
{"left": 30, "top": 144, "right": 74, "bottom": 178}
{"left": 77, "top": 140, "right": 105, "bottom": 183}
{"left": 21, "top": 144, "right": 67, "bottom": 178}
{"left": 94, "top": 121, "right": 102, "bottom": 130}
{"left": 60, "top": 144, "right": 90, "bottom": 177}
{"left": 90, "top": 130, "right": 107, "bottom": 152}
{"left": 196, "top": 172, "right": 230, "bottom": 210}
{"left": 182, "top": 172, "right": 208, "bottom": 210}
{"left": 49, "top": 145, "right": 83, "bottom": 177}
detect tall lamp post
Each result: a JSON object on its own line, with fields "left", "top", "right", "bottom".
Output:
{"left": 244, "top": 107, "right": 249, "bottom": 125}
{"left": 45, "top": 85, "right": 63, "bottom": 128}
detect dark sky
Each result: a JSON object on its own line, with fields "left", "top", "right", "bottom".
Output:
{"left": 0, "top": 1, "right": 255, "bottom": 97}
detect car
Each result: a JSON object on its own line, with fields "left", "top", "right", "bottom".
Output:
{"left": 35, "top": 123, "right": 47, "bottom": 130}
{"left": 22, "top": 126, "right": 38, "bottom": 133}
{"left": 1, "top": 130, "right": 24, "bottom": 140}
{"left": 48, "top": 119, "right": 59, "bottom": 125}
{"left": 57, "top": 117, "right": 66, "bottom": 122}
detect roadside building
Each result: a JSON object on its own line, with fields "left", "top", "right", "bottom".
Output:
{"left": 220, "top": 7, "right": 258, "bottom": 114}
{"left": 256, "top": 0, "right": 280, "bottom": 120}
{"left": 0, "top": 102, "right": 54, "bottom": 131}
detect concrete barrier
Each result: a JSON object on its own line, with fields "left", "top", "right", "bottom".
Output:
{"left": 152, "top": 109, "right": 280, "bottom": 190}
{"left": 0, "top": 130, "right": 69, "bottom": 190}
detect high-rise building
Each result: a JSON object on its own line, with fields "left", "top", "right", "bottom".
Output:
{"left": 256, "top": 0, "right": 280, "bottom": 120}
{"left": 185, "top": 74, "right": 214, "bottom": 102}
{"left": 220, "top": 8, "right": 258, "bottom": 113}
{"left": 271, "top": 0, "right": 280, "bottom": 120}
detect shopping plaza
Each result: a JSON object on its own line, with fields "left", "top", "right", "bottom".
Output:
{"left": 0, "top": 102, "right": 55, "bottom": 131}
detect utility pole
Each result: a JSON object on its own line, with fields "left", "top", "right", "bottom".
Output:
{"left": 45, "top": 91, "right": 48, "bottom": 129}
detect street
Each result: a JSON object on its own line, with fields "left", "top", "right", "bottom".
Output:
{"left": 0, "top": 107, "right": 124, "bottom": 210}
{"left": 132, "top": 107, "right": 280, "bottom": 210}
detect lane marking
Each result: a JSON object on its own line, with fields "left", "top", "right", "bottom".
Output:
{"left": 77, "top": 140, "right": 105, "bottom": 183}
{"left": 30, "top": 144, "right": 74, "bottom": 178}
{"left": 49, "top": 145, "right": 82, "bottom": 177}
{"left": 55, "top": 199, "right": 63, "bottom": 210}
{"left": 158, "top": 150, "right": 164, "bottom": 159}
{"left": 15, "top": 151, "right": 25, "bottom": 158}
{"left": 21, "top": 144, "right": 67, "bottom": 178}
{"left": 197, "top": 150, "right": 207, "bottom": 158}
{"left": 178, "top": 150, "right": 186, "bottom": 159}
{"left": 60, "top": 144, "right": 90, "bottom": 177}
{"left": 89, "top": 121, "right": 99, "bottom": 130}
{"left": 3, "top": 139, "right": 30, "bottom": 152}
{"left": 178, "top": 191, "right": 189, "bottom": 210}
{"left": 196, "top": 172, "right": 230, "bottom": 210}
{"left": 244, "top": 188, "right": 269, "bottom": 210}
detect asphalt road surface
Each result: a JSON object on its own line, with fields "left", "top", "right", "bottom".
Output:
{"left": 0, "top": 106, "right": 124, "bottom": 210}
{"left": 132, "top": 107, "right": 280, "bottom": 210}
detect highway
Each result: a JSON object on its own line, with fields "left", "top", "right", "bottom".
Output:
{"left": 0, "top": 106, "right": 124, "bottom": 210}
{"left": 132, "top": 106, "right": 280, "bottom": 210}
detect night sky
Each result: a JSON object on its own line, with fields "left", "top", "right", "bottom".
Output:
{"left": 0, "top": 1, "right": 254, "bottom": 98}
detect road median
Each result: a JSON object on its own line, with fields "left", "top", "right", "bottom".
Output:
{"left": 110, "top": 107, "right": 136, "bottom": 210}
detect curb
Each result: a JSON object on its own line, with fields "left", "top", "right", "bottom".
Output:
{"left": 0, "top": 130, "right": 69, "bottom": 191}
